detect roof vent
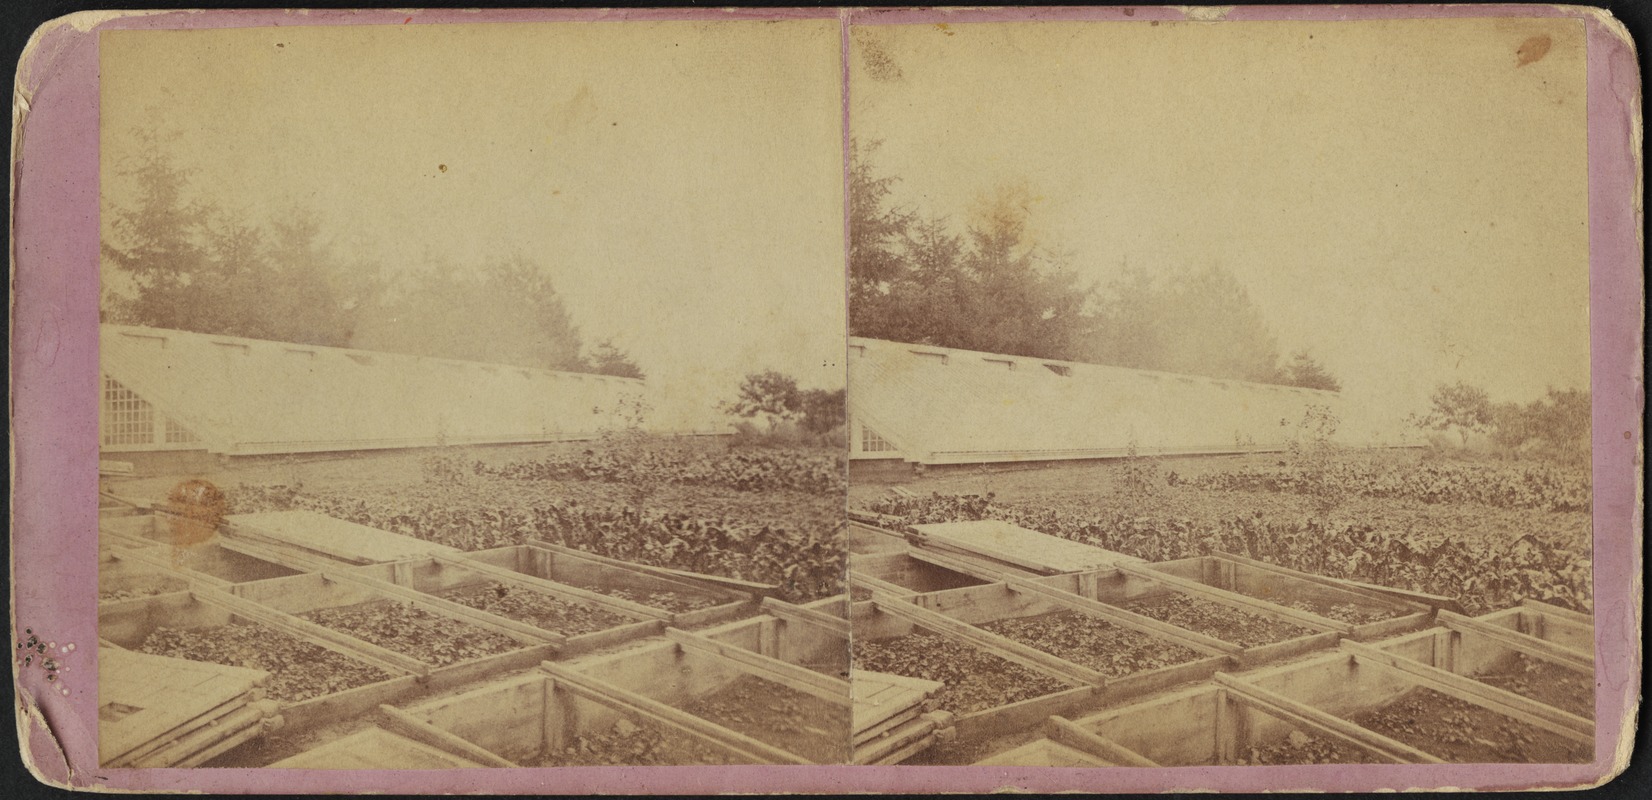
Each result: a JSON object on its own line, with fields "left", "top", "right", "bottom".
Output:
{"left": 983, "top": 358, "right": 1017, "bottom": 371}
{"left": 1043, "top": 363, "right": 1071, "bottom": 377}
{"left": 911, "top": 350, "right": 949, "bottom": 365}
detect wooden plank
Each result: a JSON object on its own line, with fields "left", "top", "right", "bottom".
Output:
{"left": 379, "top": 704, "right": 520, "bottom": 767}
{"left": 268, "top": 727, "right": 485, "bottom": 769}
{"left": 849, "top": 572, "right": 917, "bottom": 598}
{"left": 853, "top": 716, "right": 940, "bottom": 765}
{"left": 1339, "top": 640, "right": 1593, "bottom": 741}
{"left": 225, "top": 510, "right": 460, "bottom": 564}
{"left": 975, "top": 739, "right": 1111, "bottom": 767}
{"left": 853, "top": 707, "right": 922, "bottom": 748}
{"left": 190, "top": 588, "right": 428, "bottom": 677}
{"left": 219, "top": 534, "right": 338, "bottom": 574}
{"left": 760, "top": 597, "right": 851, "bottom": 639}
{"left": 869, "top": 594, "right": 1104, "bottom": 686}
{"left": 114, "top": 690, "right": 258, "bottom": 767}
{"left": 999, "top": 576, "right": 1241, "bottom": 657}
{"left": 524, "top": 539, "right": 770, "bottom": 596}
{"left": 539, "top": 662, "right": 811, "bottom": 765}
{"left": 853, "top": 671, "right": 942, "bottom": 735}
{"left": 1047, "top": 716, "right": 1160, "bottom": 767}
{"left": 1119, "top": 562, "right": 1349, "bottom": 634}
{"left": 907, "top": 545, "right": 1038, "bottom": 584}
{"left": 664, "top": 628, "right": 850, "bottom": 705}
{"left": 866, "top": 730, "right": 940, "bottom": 766}
{"left": 1212, "top": 673, "right": 1444, "bottom": 764}
{"left": 173, "top": 715, "right": 276, "bottom": 768}
{"left": 317, "top": 570, "right": 565, "bottom": 646}
{"left": 1212, "top": 551, "right": 1433, "bottom": 613}
{"left": 560, "top": 619, "right": 666, "bottom": 658}
{"left": 105, "top": 547, "right": 234, "bottom": 590}
{"left": 433, "top": 553, "right": 669, "bottom": 620}
{"left": 1350, "top": 611, "right": 1434, "bottom": 643}
{"left": 1521, "top": 598, "right": 1594, "bottom": 626}
{"left": 954, "top": 685, "right": 1100, "bottom": 742}
{"left": 1438, "top": 610, "right": 1593, "bottom": 672}
{"left": 100, "top": 648, "right": 268, "bottom": 764}
{"left": 911, "top": 520, "right": 1140, "bottom": 573}
{"left": 129, "top": 702, "right": 273, "bottom": 768}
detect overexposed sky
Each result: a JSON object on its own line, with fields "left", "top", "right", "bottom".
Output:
{"left": 101, "top": 20, "right": 846, "bottom": 429}
{"left": 851, "top": 18, "right": 1590, "bottom": 418}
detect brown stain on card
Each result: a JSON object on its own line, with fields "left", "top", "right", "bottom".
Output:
{"left": 166, "top": 478, "right": 227, "bottom": 553}
{"left": 1515, "top": 35, "right": 1551, "bottom": 67}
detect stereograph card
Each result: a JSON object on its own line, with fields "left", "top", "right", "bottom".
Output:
{"left": 8, "top": 4, "right": 1641, "bottom": 794}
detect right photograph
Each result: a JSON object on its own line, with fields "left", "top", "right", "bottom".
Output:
{"left": 845, "top": 17, "right": 1595, "bottom": 767}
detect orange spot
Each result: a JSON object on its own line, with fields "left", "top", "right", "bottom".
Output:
{"left": 1516, "top": 35, "right": 1552, "bottom": 67}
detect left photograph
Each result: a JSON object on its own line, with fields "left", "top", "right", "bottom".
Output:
{"left": 95, "top": 19, "right": 850, "bottom": 768}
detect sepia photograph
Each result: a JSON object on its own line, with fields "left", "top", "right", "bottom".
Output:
{"left": 7, "top": 4, "right": 1640, "bottom": 794}
{"left": 844, "top": 16, "right": 1604, "bottom": 768}
{"left": 92, "top": 16, "right": 851, "bottom": 769}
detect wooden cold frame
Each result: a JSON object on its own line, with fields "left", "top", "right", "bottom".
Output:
{"left": 540, "top": 663, "right": 812, "bottom": 765}
{"left": 869, "top": 593, "right": 1106, "bottom": 686}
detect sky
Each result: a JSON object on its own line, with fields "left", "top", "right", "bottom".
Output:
{"left": 850, "top": 17, "right": 1591, "bottom": 422}
{"left": 100, "top": 20, "right": 846, "bottom": 430}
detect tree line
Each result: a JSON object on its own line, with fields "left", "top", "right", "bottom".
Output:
{"left": 101, "top": 145, "right": 644, "bottom": 379}
{"left": 849, "top": 139, "right": 1341, "bottom": 391}
{"left": 1412, "top": 383, "right": 1590, "bottom": 463}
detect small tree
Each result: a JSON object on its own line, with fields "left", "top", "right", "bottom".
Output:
{"left": 592, "top": 394, "right": 674, "bottom": 512}
{"left": 1281, "top": 350, "right": 1342, "bottom": 392}
{"left": 584, "top": 338, "right": 645, "bottom": 380}
{"left": 1491, "top": 387, "right": 1591, "bottom": 463}
{"left": 722, "top": 370, "right": 803, "bottom": 432}
{"left": 798, "top": 387, "right": 847, "bottom": 434}
{"left": 1287, "top": 404, "right": 1346, "bottom": 519}
{"left": 1411, "top": 382, "right": 1495, "bottom": 446}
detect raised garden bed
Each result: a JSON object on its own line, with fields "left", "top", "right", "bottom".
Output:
{"left": 101, "top": 586, "right": 177, "bottom": 603}
{"left": 578, "top": 586, "right": 722, "bottom": 614}
{"left": 676, "top": 674, "right": 848, "bottom": 764}
{"left": 978, "top": 611, "right": 1204, "bottom": 678}
{"left": 138, "top": 622, "right": 393, "bottom": 703}
{"left": 300, "top": 602, "right": 522, "bottom": 668}
{"left": 1242, "top": 728, "right": 1381, "bottom": 766}
{"left": 1348, "top": 687, "right": 1591, "bottom": 763}
{"left": 533, "top": 717, "right": 744, "bottom": 766}
{"left": 436, "top": 582, "right": 631, "bottom": 636}
{"left": 1282, "top": 600, "right": 1395, "bottom": 626}
{"left": 1147, "top": 554, "right": 1423, "bottom": 629}
{"left": 853, "top": 632, "right": 1070, "bottom": 715}
{"left": 1123, "top": 594, "right": 1315, "bottom": 647}
{"left": 1475, "top": 653, "right": 1593, "bottom": 720}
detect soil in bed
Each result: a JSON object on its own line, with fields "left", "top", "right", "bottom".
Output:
{"left": 1349, "top": 687, "right": 1591, "bottom": 763}
{"left": 1242, "top": 729, "right": 1381, "bottom": 765}
{"left": 853, "top": 632, "right": 1071, "bottom": 715}
{"left": 577, "top": 585, "right": 724, "bottom": 613}
{"left": 437, "top": 582, "right": 632, "bottom": 635}
{"left": 979, "top": 611, "right": 1205, "bottom": 677}
{"left": 101, "top": 586, "right": 175, "bottom": 603}
{"left": 1474, "top": 653, "right": 1595, "bottom": 720}
{"left": 677, "top": 674, "right": 849, "bottom": 763}
{"left": 1123, "top": 594, "right": 1315, "bottom": 647}
{"left": 139, "top": 623, "right": 393, "bottom": 702}
{"left": 534, "top": 718, "right": 745, "bottom": 766}
{"left": 301, "top": 602, "right": 522, "bottom": 667}
{"left": 1283, "top": 599, "right": 1400, "bottom": 625}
